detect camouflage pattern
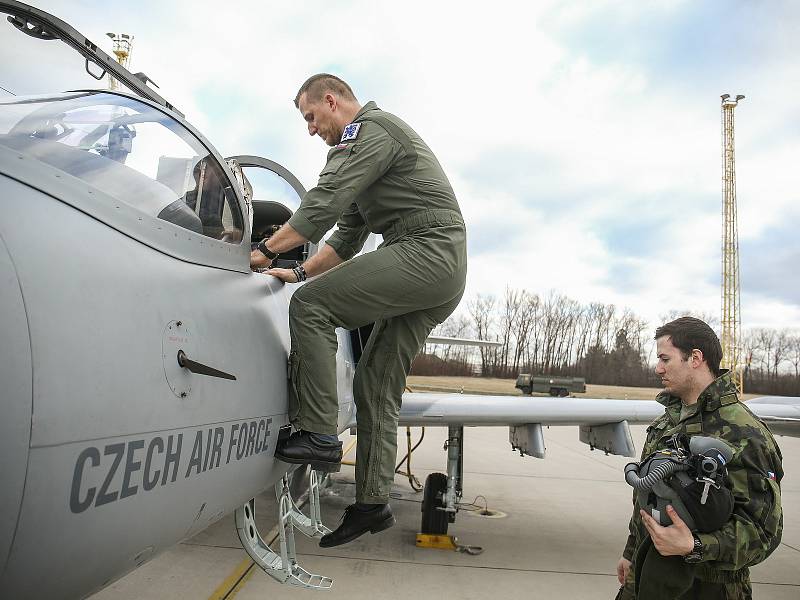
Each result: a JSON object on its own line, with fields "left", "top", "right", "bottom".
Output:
{"left": 618, "top": 371, "right": 783, "bottom": 597}
{"left": 616, "top": 577, "right": 752, "bottom": 600}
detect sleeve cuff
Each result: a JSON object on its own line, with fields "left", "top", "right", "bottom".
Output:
{"left": 622, "top": 549, "right": 634, "bottom": 561}
{"left": 325, "top": 235, "right": 357, "bottom": 261}
{"left": 697, "top": 532, "right": 719, "bottom": 562}
{"left": 622, "top": 534, "right": 636, "bottom": 561}
{"left": 287, "top": 211, "right": 324, "bottom": 244}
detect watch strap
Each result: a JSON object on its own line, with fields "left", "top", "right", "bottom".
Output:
{"left": 684, "top": 534, "right": 703, "bottom": 563}
{"left": 257, "top": 239, "right": 279, "bottom": 260}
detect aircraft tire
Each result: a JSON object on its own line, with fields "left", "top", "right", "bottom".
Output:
{"left": 420, "top": 472, "right": 449, "bottom": 534}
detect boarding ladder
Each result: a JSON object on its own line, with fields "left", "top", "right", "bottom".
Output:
{"left": 234, "top": 469, "right": 333, "bottom": 590}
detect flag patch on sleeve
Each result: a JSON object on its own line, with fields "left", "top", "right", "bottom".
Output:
{"left": 341, "top": 122, "right": 361, "bottom": 142}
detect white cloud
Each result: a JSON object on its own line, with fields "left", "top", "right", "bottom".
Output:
{"left": 4, "top": 0, "right": 799, "bottom": 330}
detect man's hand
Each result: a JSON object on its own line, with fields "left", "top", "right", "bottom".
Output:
{"left": 616, "top": 557, "right": 632, "bottom": 585}
{"left": 250, "top": 248, "right": 273, "bottom": 270}
{"left": 267, "top": 268, "right": 299, "bottom": 283}
{"left": 640, "top": 505, "right": 694, "bottom": 557}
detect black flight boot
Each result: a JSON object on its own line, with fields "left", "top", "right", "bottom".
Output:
{"left": 319, "top": 503, "right": 395, "bottom": 548}
{"left": 274, "top": 431, "right": 342, "bottom": 472}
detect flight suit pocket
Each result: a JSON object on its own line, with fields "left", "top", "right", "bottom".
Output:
{"left": 761, "top": 476, "right": 782, "bottom": 537}
{"left": 319, "top": 145, "right": 354, "bottom": 180}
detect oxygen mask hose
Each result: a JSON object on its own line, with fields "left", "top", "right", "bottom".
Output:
{"left": 624, "top": 459, "right": 690, "bottom": 491}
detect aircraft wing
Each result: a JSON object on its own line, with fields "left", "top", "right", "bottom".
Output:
{"left": 424, "top": 335, "right": 501, "bottom": 347}
{"left": 743, "top": 397, "right": 800, "bottom": 437}
{"left": 397, "top": 392, "right": 800, "bottom": 458}
{"left": 400, "top": 393, "right": 663, "bottom": 426}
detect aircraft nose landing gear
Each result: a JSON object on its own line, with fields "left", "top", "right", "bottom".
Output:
{"left": 235, "top": 469, "right": 333, "bottom": 590}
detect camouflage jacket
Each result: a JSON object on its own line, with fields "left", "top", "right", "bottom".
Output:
{"left": 622, "top": 371, "right": 784, "bottom": 583}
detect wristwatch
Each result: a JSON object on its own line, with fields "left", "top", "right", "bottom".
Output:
{"left": 257, "top": 238, "right": 279, "bottom": 260}
{"left": 684, "top": 534, "right": 703, "bottom": 563}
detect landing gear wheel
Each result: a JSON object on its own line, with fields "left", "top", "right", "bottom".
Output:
{"left": 420, "top": 472, "right": 449, "bottom": 534}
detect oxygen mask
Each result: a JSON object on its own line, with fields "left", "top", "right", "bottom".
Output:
{"left": 624, "top": 434, "right": 735, "bottom": 533}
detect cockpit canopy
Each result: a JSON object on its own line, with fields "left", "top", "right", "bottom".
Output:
{"left": 0, "top": 91, "right": 244, "bottom": 243}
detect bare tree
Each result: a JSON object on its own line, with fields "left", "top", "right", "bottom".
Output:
{"left": 790, "top": 334, "right": 800, "bottom": 380}
{"left": 659, "top": 309, "right": 721, "bottom": 332}
{"left": 468, "top": 294, "right": 496, "bottom": 376}
{"left": 772, "top": 329, "right": 791, "bottom": 379}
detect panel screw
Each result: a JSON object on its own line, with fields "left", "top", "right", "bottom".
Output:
{"left": 180, "top": 391, "right": 187, "bottom": 398}
{"left": 176, "top": 321, "right": 182, "bottom": 327}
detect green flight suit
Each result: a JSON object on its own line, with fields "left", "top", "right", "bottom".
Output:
{"left": 285, "top": 101, "right": 467, "bottom": 504}
{"left": 616, "top": 371, "right": 783, "bottom": 599}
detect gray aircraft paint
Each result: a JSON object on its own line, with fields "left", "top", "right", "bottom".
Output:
{"left": 0, "top": 160, "right": 358, "bottom": 597}
{"left": 0, "top": 85, "right": 356, "bottom": 597}
{"left": 0, "top": 2, "right": 796, "bottom": 598}
{"left": 0, "top": 231, "right": 32, "bottom": 577}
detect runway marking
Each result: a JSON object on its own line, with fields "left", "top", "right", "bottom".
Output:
{"left": 208, "top": 488, "right": 308, "bottom": 599}
{"left": 207, "top": 559, "right": 255, "bottom": 600}
{"left": 205, "top": 520, "right": 282, "bottom": 600}
{"left": 206, "top": 520, "right": 284, "bottom": 600}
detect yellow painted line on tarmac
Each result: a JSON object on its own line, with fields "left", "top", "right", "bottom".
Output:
{"left": 207, "top": 557, "right": 256, "bottom": 600}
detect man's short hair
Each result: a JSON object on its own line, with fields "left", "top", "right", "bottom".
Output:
{"left": 294, "top": 74, "right": 357, "bottom": 108}
{"left": 655, "top": 317, "right": 723, "bottom": 376}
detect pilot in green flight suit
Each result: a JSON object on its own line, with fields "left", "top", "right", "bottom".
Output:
{"left": 250, "top": 74, "right": 467, "bottom": 547}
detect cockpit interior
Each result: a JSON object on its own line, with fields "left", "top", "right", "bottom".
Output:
{"left": 0, "top": 91, "right": 244, "bottom": 245}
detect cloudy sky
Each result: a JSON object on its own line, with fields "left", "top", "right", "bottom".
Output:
{"left": 2, "top": 0, "right": 798, "bottom": 331}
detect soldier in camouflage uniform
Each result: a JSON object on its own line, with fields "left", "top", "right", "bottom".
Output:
{"left": 250, "top": 74, "right": 466, "bottom": 547}
{"left": 616, "top": 317, "right": 783, "bottom": 600}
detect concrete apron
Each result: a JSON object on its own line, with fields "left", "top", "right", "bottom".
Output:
{"left": 91, "top": 424, "right": 800, "bottom": 600}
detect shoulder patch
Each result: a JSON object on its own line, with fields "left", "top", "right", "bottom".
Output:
{"left": 341, "top": 122, "right": 361, "bottom": 142}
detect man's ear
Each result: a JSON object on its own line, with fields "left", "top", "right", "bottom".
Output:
{"left": 690, "top": 348, "right": 705, "bottom": 369}
{"left": 324, "top": 93, "right": 337, "bottom": 110}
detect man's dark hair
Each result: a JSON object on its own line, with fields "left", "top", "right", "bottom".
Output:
{"left": 294, "top": 74, "right": 357, "bottom": 108}
{"left": 655, "top": 317, "right": 723, "bottom": 376}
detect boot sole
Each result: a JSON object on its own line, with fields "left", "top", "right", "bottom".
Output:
{"left": 274, "top": 452, "right": 342, "bottom": 473}
{"left": 319, "top": 515, "right": 395, "bottom": 548}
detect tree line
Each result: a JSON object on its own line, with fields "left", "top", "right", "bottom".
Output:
{"left": 412, "top": 288, "right": 800, "bottom": 396}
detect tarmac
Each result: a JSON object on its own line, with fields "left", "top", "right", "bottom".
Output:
{"left": 90, "top": 423, "right": 799, "bottom": 600}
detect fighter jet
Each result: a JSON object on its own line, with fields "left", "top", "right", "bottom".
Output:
{"left": 1, "top": 2, "right": 798, "bottom": 598}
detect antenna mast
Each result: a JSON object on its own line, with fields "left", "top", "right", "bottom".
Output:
{"left": 720, "top": 93, "right": 744, "bottom": 391}
{"left": 106, "top": 32, "right": 134, "bottom": 91}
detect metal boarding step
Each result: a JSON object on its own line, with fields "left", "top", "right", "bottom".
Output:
{"left": 234, "top": 470, "right": 333, "bottom": 590}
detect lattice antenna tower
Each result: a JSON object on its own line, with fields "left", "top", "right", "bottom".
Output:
{"left": 106, "top": 33, "right": 134, "bottom": 91}
{"left": 720, "top": 93, "right": 745, "bottom": 392}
